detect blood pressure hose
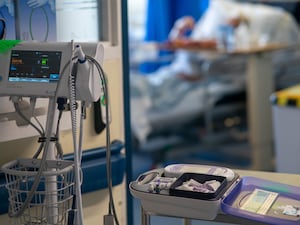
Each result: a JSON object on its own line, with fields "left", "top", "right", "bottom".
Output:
{"left": 0, "top": 11, "right": 6, "bottom": 40}
{"left": 29, "top": 7, "right": 49, "bottom": 41}
{"left": 69, "top": 51, "right": 119, "bottom": 225}
{"left": 86, "top": 55, "right": 120, "bottom": 225}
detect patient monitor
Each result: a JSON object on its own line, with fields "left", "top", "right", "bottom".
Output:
{"left": 0, "top": 41, "right": 103, "bottom": 102}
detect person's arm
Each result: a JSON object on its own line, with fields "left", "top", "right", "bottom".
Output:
{"left": 168, "top": 16, "right": 195, "bottom": 40}
{"left": 227, "top": 14, "right": 249, "bottom": 28}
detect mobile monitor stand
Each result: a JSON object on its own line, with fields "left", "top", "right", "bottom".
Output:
{"left": 0, "top": 40, "right": 104, "bottom": 225}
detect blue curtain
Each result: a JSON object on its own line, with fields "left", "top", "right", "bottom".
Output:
{"left": 145, "top": 0, "right": 209, "bottom": 42}
{"left": 141, "top": 0, "right": 209, "bottom": 73}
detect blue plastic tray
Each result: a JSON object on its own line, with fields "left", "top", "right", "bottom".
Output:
{"left": 221, "top": 176, "right": 300, "bottom": 225}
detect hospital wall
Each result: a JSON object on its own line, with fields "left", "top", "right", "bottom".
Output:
{"left": 0, "top": 45, "right": 127, "bottom": 225}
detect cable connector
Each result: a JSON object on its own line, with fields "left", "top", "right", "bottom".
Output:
{"left": 57, "top": 97, "right": 68, "bottom": 111}
{"left": 10, "top": 96, "right": 22, "bottom": 103}
{"left": 103, "top": 214, "right": 114, "bottom": 225}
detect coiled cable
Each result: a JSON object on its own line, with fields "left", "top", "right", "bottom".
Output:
{"left": 69, "top": 47, "right": 85, "bottom": 225}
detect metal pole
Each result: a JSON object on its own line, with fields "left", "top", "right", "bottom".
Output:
{"left": 246, "top": 53, "right": 274, "bottom": 170}
{"left": 45, "top": 97, "right": 59, "bottom": 224}
{"left": 183, "top": 218, "right": 192, "bottom": 225}
{"left": 141, "top": 207, "right": 150, "bottom": 225}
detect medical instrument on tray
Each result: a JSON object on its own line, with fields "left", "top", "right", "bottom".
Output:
{"left": 0, "top": 40, "right": 117, "bottom": 225}
{"left": 131, "top": 164, "right": 300, "bottom": 225}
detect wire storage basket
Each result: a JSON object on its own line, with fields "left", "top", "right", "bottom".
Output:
{"left": 1, "top": 158, "right": 75, "bottom": 225}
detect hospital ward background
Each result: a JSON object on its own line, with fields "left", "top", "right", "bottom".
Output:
{"left": 128, "top": 0, "right": 300, "bottom": 224}
{"left": 0, "top": 0, "right": 300, "bottom": 225}
{"left": 129, "top": 1, "right": 300, "bottom": 172}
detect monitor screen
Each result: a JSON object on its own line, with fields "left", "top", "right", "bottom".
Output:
{"left": 8, "top": 50, "right": 62, "bottom": 83}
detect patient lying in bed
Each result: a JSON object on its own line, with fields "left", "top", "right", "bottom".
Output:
{"left": 131, "top": 0, "right": 300, "bottom": 143}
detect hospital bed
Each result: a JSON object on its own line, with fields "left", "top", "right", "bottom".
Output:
{"left": 130, "top": 42, "right": 300, "bottom": 168}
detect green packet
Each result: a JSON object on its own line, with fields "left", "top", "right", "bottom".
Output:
{"left": 0, "top": 40, "right": 22, "bottom": 53}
